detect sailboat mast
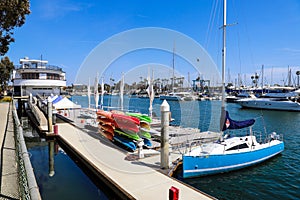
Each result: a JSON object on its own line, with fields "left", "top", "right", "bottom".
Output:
{"left": 220, "top": 0, "right": 227, "bottom": 131}
{"left": 88, "top": 77, "right": 91, "bottom": 109}
{"left": 172, "top": 42, "right": 175, "bottom": 93}
{"left": 100, "top": 77, "right": 104, "bottom": 109}
{"left": 221, "top": 0, "right": 227, "bottom": 109}
{"left": 120, "top": 72, "right": 124, "bottom": 111}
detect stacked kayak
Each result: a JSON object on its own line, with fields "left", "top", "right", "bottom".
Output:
{"left": 97, "top": 110, "right": 114, "bottom": 141}
{"left": 127, "top": 112, "right": 152, "bottom": 147}
{"left": 97, "top": 110, "right": 153, "bottom": 151}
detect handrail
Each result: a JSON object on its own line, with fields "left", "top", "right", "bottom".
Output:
{"left": 12, "top": 102, "right": 42, "bottom": 200}
{"left": 14, "top": 64, "right": 63, "bottom": 72}
{"left": 28, "top": 101, "right": 41, "bottom": 124}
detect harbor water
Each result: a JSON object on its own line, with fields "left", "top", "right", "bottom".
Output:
{"left": 26, "top": 95, "right": 300, "bottom": 199}
{"left": 25, "top": 133, "right": 109, "bottom": 199}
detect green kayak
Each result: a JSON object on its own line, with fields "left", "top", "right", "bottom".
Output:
{"left": 138, "top": 131, "right": 151, "bottom": 139}
{"left": 126, "top": 112, "right": 152, "bottom": 123}
{"left": 114, "top": 129, "right": 140, "bottom": 141}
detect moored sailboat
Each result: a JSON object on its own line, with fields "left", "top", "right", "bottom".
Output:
{"left": 182, "top": 0, "right": 284, "bottom": 178}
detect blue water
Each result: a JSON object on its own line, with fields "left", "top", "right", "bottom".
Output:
{"left": 27, "top": 141, "right": 108, "bottom": 200}
{"left": 29, "top": 95, "right": 300, "bottom": 199}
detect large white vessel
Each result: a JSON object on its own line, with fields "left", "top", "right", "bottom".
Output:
{"left": 236, "top": 87, "right": 300, "bottom": 111}
{"left": 12, "top": 57, "right": 66, "bottom": 96}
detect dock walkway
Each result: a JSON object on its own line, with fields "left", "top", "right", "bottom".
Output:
{"left": 55, "top": 117, "right": 214, "bottom": 199}
{"left": 0, "top": 102, "right": 19, "bottom": 199}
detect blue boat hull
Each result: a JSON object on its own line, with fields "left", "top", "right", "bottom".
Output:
{"left": 183, "top": 142, "right": 284, "bottom": 178}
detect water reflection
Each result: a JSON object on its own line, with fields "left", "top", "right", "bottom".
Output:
{"left": 22, "top": 116, "right": 108, "bottom": 200}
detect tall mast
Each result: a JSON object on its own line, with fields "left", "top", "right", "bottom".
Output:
{"left": 94, "top": 73, "right": 99, "bottom": 111}
{"left": 220, "top": 0, "right": 227, "bottom": 131}
{"left": 172, "top": 42, "right": 175, "bottom": 93}
{"left": 100, "top": 77, "right": 104, "bottom": 109}
{"left": 261, "top": 64, "right": 264, "bottom": 94}
{"left": 88, "top": 77, "right": 91, "bottom": 109}
{"left": 120, "top": 72, "right": 124, "bottom": 111}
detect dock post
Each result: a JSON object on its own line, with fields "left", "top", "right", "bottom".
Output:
{"left": 47, "top": 101, "right": 53, "bottom": 133}
{"left": 17, "top": 98, "right": 22, "bottom": 116}
{"left": 48, "top": 140, "right": 55, "bottom": 177}
{"left": 160, "top": 100, "right": 170, "bottom": 169}
{"left": 29, "top": 93, "right": 33, "bottom": 103}
{"left": 137, "top": 139, "right": 144, "bottom": 159}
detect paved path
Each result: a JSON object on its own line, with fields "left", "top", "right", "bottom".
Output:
{"left": 0, "top": 102, "right": 19, "bottom": 199}
{"left": 56, "top": 117, "right": 214, "bottom": 200}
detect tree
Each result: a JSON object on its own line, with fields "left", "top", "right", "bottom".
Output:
{"left": 0, "top": 0, "right": 30, "bottom": 55}
{"left": 0, "top": 56, "right": 14, "bottom": 92}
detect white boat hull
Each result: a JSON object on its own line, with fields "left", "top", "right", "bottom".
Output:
{"left": 237, "top": 98, "right": 300, "bottom": 111}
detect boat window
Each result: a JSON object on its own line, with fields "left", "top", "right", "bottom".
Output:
{"left": 226, "top": 143, "right": 249, "bottom": 151}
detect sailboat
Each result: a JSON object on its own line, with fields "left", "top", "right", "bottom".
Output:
{"left": 159, "top": 43, "right": 183, "bottom": 101}
{"left": 182, "top": 0, "right": 284, "bottom": 178}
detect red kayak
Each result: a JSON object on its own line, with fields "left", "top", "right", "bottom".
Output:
{"left": 96, "top": 110, "right": 113, "bottom": 119}
{"left": 112, "top": 113, "right": 140, "bottom": 125}
{"left": 100, "top": 124, "right": 115, "bottom": 135}
{"left": 97, "top": 117, "right": 114, "bottom": 126}
{"left": 113, "top": 120, "right": 139, "bottom": 133}
{"left": 99, "top": 130, "right": 114, "bottom": 141}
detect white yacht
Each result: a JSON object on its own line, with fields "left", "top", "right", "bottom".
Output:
{"left": 237, "top": 97, "right": 300, "bottom": 111}
{"left": 236, "top": 87, "right": 300, "bottom": 111}
{"left": 12, "top": 57, "right": 66, "bottom": 96}
{"left": 159, "top": 92, "right": 197, "bottom": 101}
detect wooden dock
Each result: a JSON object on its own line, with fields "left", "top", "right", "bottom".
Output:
{"left": 54, "top": 115, "right": 215, "bottom": 199}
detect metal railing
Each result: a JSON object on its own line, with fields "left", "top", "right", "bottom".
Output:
{"left": 12, "top": 102, "right": 42, "bottom": 200}
{"left": 14, "top": 64, "right": 63, "bottom": 72}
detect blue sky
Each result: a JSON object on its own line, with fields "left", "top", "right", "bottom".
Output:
{"left": 6, "top": 0, "right": 300, "bottom": 86}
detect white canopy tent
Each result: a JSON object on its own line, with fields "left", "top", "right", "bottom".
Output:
{"left": 53, "top": 97, "right": 81, "bottom": 110}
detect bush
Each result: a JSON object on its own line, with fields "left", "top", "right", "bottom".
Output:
{"left": 0, "top": 96, "right": 12, "bottom": 102}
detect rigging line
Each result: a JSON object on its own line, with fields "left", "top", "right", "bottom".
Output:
{"left": 205, "top": 0, "right": 218, "bottom": 49}
{"left": 259, "top": 110, "right": 268, "bottom": 136}
{"left": 231, "top": 0, "right": 243, "bottom": 77}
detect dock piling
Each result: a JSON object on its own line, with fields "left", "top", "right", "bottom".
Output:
{"left": 48, "top": 140, "right": 55, "bottom": 177}
{"left": 160, "top": 100, "right": 170, "bottom": 169}
{"left": 47, "top": 101, "right": 53, "bottom": 133}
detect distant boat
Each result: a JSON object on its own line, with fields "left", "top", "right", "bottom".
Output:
{"left": 159, "top": 93, "right": 182, "bottom": 101}
{"left": 237, "top": 97, "right": 300, "bottom": 111}
{"left": 182, "top": 0, "right": 284, "bottom": 178}
{"left": 159, "top": 92, "right": 197, "bottom": 101}
{"left": 236, "top": 87, "right": 300, "bottom": 111}
{"left": 226, "top": 92, "right": 255, "bottom": 103}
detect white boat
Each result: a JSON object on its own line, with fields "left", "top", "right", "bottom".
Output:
{"left": 182, "top": 0, "right": 284, "bottom": 178}
{"left": 236, "top": 86, "right": 300, "bottom": 111}
{"left": 12, "top": 57, "right": 66, "bottom": 96}
{"left": 226, "top": 92, "right": 255, "bottom": 103}
{"left": 159, "top": 93, "right": 182, "bottom": 101}
{"left": 237, "top": 97, "right": 300, "bottom": 111}
{"left": 159, "top": 92, "right": 197, "bottom": 101}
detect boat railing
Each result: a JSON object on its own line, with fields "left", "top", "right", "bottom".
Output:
{"left": 184, "top": 140, "right": 203, "bottom": 154}
{"left": 14, "top": 64, "right": 64, "bottom": 72}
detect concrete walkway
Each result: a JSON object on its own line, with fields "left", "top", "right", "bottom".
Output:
{"left": 55, "top": 117, "right": 214, "bottom": 200}
{"left": 0, "top": 102, "right": 19, "bottom": 199}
